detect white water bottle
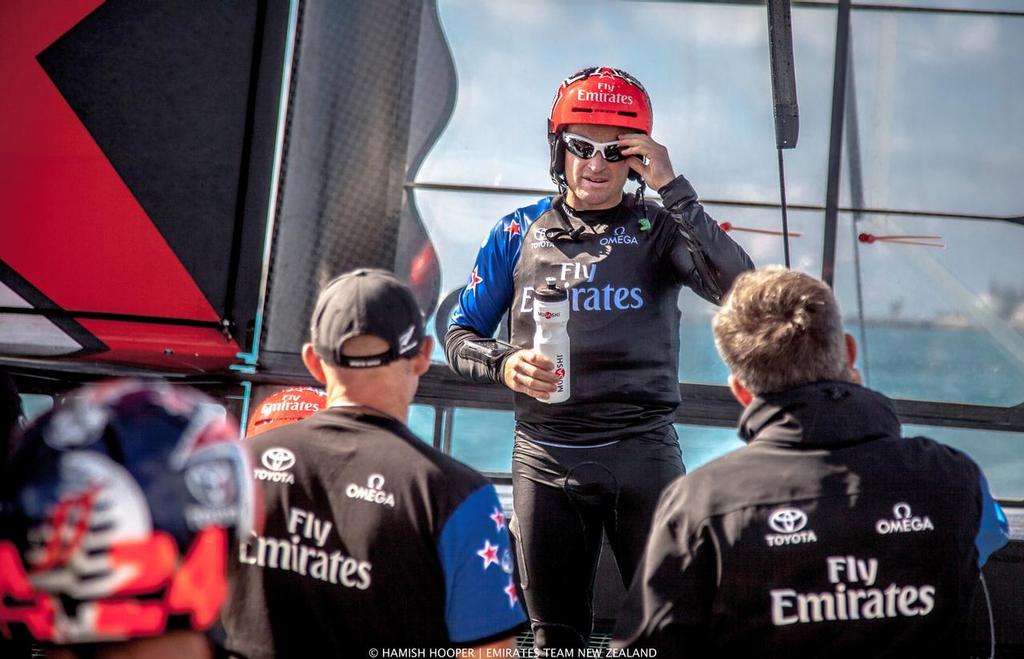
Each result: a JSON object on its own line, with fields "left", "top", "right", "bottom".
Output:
{"left": 533, "top": 277, "right": 570, "bottom": 404}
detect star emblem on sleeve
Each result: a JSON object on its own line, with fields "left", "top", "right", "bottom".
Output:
{"left": 505, "top": 219, "right": 521, "bottom": 240}
{"left": 504, "top": 577, "right": 518, "bottom": 608}
{"left": 490, "top": 508, "right": 505, "bottom": 531}
{"left": 466, "top": 266, "right": 483, "bottom": 294}
{"left": 477, "top": 539, "right": 499, "bottom": 570}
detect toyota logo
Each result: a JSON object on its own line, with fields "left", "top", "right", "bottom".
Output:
{"left": 768, "top": 508, "right": 807, "bottom": 534}
{"left": 261, "top": 447, "right": 295, "bottom": 472}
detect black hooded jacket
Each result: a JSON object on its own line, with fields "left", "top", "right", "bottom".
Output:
{"left": 614, "top": 380, "right": 1009, "bottom": 657}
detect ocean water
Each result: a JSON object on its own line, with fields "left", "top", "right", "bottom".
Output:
{"left": 410, "top": 322, "right": 1024, "bottom": 500}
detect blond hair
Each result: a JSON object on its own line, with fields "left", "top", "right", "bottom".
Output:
{"left": 713, "top": 267, "right": 851, "bottom": 394}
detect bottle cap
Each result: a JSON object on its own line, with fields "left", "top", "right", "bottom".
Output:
{"left": 534, "top": 277, "right": 567, "bottom": 302}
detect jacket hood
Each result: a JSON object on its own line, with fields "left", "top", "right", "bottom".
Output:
{"left": 738, "top": 380, "right": 901, "bottom": 448}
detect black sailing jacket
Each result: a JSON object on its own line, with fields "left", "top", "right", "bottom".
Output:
{"left": 446, "top": 175, "right": 754, "bottom": 444}
{"left": 614, "top": 380, "right": 1009, "bottom": 658}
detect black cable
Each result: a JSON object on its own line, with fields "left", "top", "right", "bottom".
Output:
{"left": 980, "top": 573, "right": 995, "bottom": 659}
{"left": 850, "top": 217, "right": 871, "bottom": 385}
{"left": 777, "top": 148, "right": 792, "bottom": 269}
{"left": 407, "top": 181, "right": 1024, "bottom": 226}
{"left": 844, "top": 48, "right": 871, "bottom": 384}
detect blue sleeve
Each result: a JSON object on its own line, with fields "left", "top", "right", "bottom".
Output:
{"left": 437, "top": 484, "right": 526, "bottom": 643}
{"left": 975, "top": 472, "right": 1009, "bottom": 567}
{"left": 449, "top": 199, "right": 551, "bottom": 335}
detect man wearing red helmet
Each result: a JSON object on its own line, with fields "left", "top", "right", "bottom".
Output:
{"left": 445, "top": 67, "right": 754, "bottom": 649}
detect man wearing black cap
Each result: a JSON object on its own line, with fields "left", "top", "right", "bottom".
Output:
{"left": 222, "top": 269, "right": 525, "bottom": 657}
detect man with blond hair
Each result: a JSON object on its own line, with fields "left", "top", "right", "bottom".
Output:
{"left": 614, "top": 266, "right": 1008, "bottom": 657}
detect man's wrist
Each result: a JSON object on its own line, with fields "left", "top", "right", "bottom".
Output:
{"left": 657, "top": 174, "right": 697, "bottom": 208}
{"left": 457, "top": 336, "right": 519, "bottom": 385}
{"left": 647, "top": 170, "right": 677, "bottom": 192}
{"left": 496, "top": 352, "right": 515, "bottom": 387}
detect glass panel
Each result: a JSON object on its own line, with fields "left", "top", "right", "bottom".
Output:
{"left": 442, "top": 414, "right": 1024, "bottom": 500}
{"left": 429, "top": 0, "right": 837, "bottom": 206}
{"left": 447, "top": 414, "right": 744, "bottom": 476}
{"left": 903, "top": 425, "right": 1024, "bottom": 501}
{"left": 679, "top": 206, "right": 824, "bottom": 384}
{"left": 676, "top": 423, "right": 1024, "bottom": 502}
{"left": 424, "top": 0, "right": 843, "bottom": 385}
{"left": 407, "top": 404, "right": 436, "bottom": 444}
{"left": 702, "top": 206, "right": 826, "bottom": 276}
{"left": 18, "top": 394, "right": 53, "bottom": 422}
{"left": 449, "top": 408, "right": 515, "bottom": 473}
{"left": 417, "top": 188, "right": 816, "bottom": 376}
{"left": 843, "top": 10, "right": 1024, "bottom": 216}
{"left": 676, "top": 424, "right": 745, "bottom": 471}
{"left": 414, "top": 188, "right": 542, "bottom": 361}
{"left": 833, "top": 213, "right": 1024, "bottom": 405}
{"left": 854, "top": 1, "right": 1024, "bottom": 12}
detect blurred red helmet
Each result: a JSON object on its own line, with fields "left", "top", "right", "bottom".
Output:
{"left": 245, "top": 386, "right": 326, "bottom": 438}
{"left": 548, "top": 66, "right": 652, "bottom": 137}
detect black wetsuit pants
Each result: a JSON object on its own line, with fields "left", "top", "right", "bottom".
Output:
{"left": 510, "top": 425, "right": 685, "bottom": 650}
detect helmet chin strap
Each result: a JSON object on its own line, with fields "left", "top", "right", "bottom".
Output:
{"left": 556, "top": 175, "right": 568, "bottom": 197}
{"left": 549, "top": 129, "right": 569, "bottom": 196}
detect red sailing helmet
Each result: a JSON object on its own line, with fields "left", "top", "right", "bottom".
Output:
{"left": 0, "top": 380, "right": 256, "bottom": 645}
{"left": 548, "top": 66, "right": 652, "bottom": 137}
{"left": 245, "top": 386, "right": 326, "bottom": 437}
{"left": 547, "top": 67, "right": 652, "bottom": 191}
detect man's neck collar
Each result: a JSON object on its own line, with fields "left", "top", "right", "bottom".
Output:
{"left": 564, "top": 192, "right": 624, "bottom": 213}
{"left": 325, "top": 396, "right": 406, "bottom": 425}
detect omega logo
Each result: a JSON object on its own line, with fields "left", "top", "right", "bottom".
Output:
{"left": 599, "top": 225, "right": 638, "bottom": 246}
{"left": 346, "top": 473, "right": 395, "bottom": 507}
{"left": 876, "top": 502, "right": 934, "bottom": 535}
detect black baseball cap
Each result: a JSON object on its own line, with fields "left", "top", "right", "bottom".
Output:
{"left": 310, "top": 269, "right": 425, "bottom": 368}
